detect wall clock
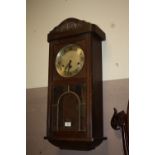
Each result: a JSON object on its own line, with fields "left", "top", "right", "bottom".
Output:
{"left": 45, "top": 18, "right": 106, "bottom": 150}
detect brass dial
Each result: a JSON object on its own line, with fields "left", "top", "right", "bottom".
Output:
{"left": 55, "top": 44, "right": 85, "bottom": 77}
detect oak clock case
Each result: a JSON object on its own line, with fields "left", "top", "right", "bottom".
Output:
{"left": 45, "top": 18, "right": 106, "bottom": 150}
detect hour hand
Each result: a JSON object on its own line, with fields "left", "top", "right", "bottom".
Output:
{"left": 65, "top": 60, "right": 72, "bottom": 72}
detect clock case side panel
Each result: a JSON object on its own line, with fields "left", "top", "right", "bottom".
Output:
{"left": 91, "top": 33, "right": 106, "bottom": 143}
{"left": 46, "top": 42, "right": 54, "bottom": 138}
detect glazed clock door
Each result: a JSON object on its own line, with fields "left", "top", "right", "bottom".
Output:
{"left": 51, "top": 84, "right": 86, "bottom": 132}
{"left": 50, "top": 38, "right": 88, "bottom": 137}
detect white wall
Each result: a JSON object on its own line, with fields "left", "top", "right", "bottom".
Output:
{"left": 27, "top": 0, "right": 128, "bottom": 88}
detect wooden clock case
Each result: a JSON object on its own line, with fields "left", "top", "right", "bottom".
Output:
{"left": 45, "top": 18, "right": 106, "bottom": 150}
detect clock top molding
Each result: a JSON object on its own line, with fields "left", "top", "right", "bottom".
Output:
{"left": 48, "top": 18, "right": 106, "bottom": 42}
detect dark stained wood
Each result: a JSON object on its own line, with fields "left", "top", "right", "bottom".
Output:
{"left": 45, "top": 18, "right": 106, "bottom": 150}
{"left": 91, "top": 34, "right": 104, "bottom": 139}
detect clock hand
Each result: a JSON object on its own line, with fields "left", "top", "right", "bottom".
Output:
{"left": 65, "top": 60, "right": 72, "bottom": 72}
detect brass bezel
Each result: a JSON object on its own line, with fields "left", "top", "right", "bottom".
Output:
{"left": 55, "top": 44, "right": 85, "bottom": 77}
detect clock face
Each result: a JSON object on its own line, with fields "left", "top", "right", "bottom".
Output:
{"left": 55, "top": 44, "right": 85, "bottom": 77}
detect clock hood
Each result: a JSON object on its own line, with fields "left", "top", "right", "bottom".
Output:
{"left": 48, "top": 18, "right": 106, "bottom": 42}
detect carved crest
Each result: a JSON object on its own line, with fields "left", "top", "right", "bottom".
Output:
{"left": 54, "top": 19, "right": 83, "bottom": 33}
{"left": 48, "top": 18, "right": 105, "bottom": 42}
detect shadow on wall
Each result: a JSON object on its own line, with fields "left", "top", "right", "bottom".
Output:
{"left": 26, "top": 79, "right": 128, "bottom": 155}
{"left": 58, "top": 141, "right": 109, "bottom": 155}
